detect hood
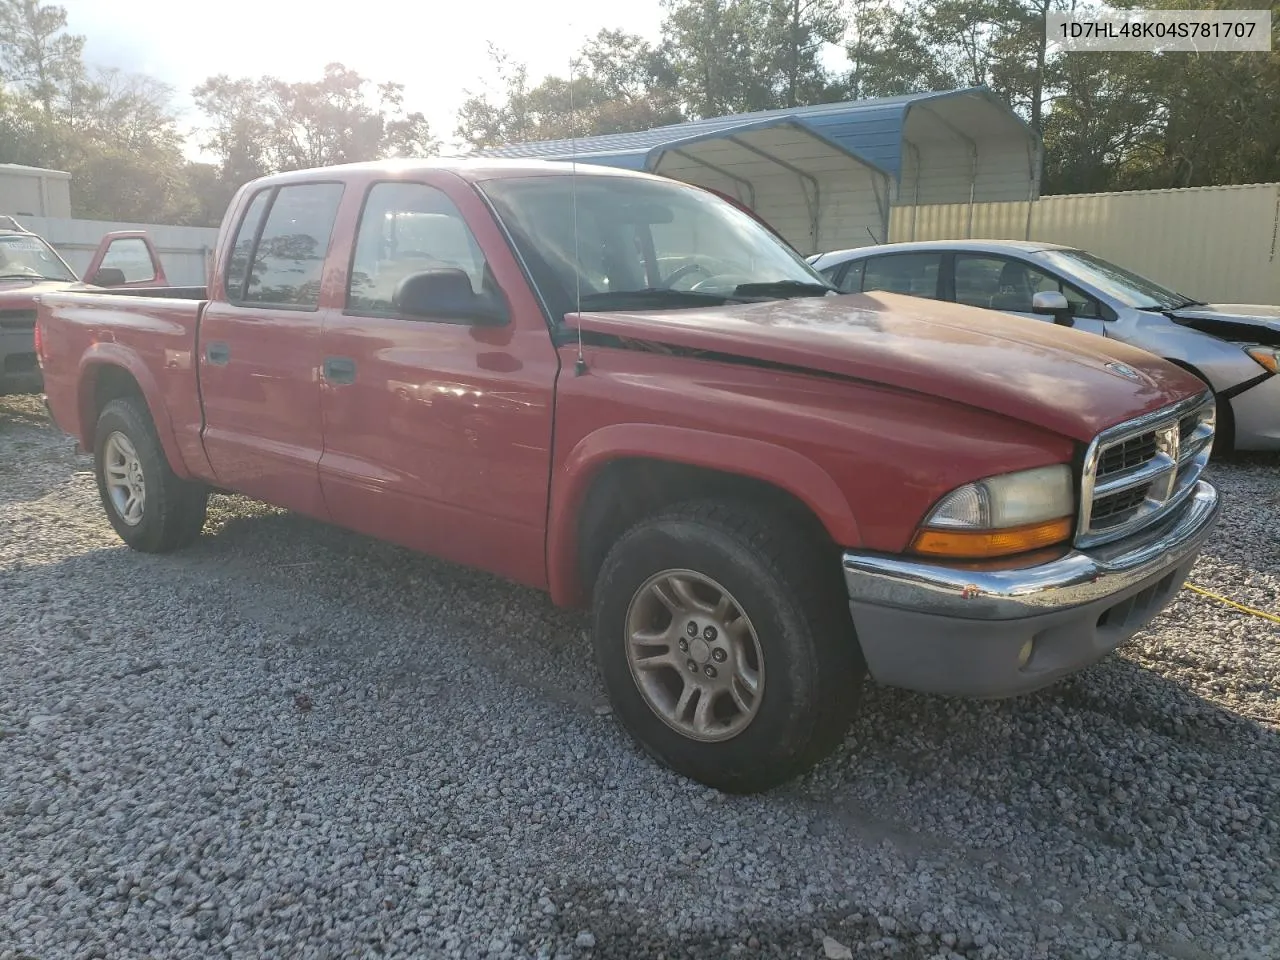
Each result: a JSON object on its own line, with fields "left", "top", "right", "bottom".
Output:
{"left": 0, "top": 278, "right": 82, "bottom": 309}
{"left": 568, "top": 292, "right": 1208, "bottom": 443}
{"left": 1167, "top": 303, "right": 1280, "bottom": 346}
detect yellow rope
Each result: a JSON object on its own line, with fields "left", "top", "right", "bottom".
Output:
{"left": 1184, "top": 583, "right": 1280, "bottom": 625}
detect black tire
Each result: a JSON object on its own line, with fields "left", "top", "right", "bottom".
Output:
{"left": 1165, "top": 358, "right": 1234, "bottom": 456}
{"left": 592, "top": 500, "right": 865, "bottom": 793}
{"left": 93, "top": 397, "right": 208, "bottom": 552}
{"left": 1210, "top": 392, "right": 1236, "bottom": 458}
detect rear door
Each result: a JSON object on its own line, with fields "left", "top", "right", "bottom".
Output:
{"left": 316, "top": 174, "right": 559, "bottom": 587}
{"left": 857, "top": 251, "right": 944, "bottom": 299}
{"left": 196, "top": 181, "right": 344, "bottom": 519}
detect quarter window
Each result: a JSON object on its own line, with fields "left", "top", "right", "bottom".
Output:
{"left": 832, "top": 259, "right": 865, "bottom": 293}
{"left": 240, "top": 183, "right": 344, "bottom": 308}
{"left": 347, "top": 181, "right": 494, "bottom": 316}
{"left": 225, "top": 189, "right": 271, "bottom": 300}
{"left": 861, "top": 253, "right": 942, "bottom": 298}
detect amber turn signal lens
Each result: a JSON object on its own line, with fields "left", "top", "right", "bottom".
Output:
{"left": 910, "top": 516, "right": 1073, "bottom": 560}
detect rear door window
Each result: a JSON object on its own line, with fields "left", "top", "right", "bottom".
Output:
{"left": 239, "top": 183, "right": 345, "bottom": 309}
{"left": 861, "top": 253, "right": 943, "bottom": 298}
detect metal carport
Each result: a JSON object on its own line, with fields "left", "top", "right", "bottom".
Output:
{"left": 479, "top": 85, "right": 1041, "bottom": 257}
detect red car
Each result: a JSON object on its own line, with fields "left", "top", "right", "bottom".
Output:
{"left": 0, "top": 221, "right": 167, "bottom": 394}
{"left": 35, "top": 159, "right": 1220, "bottom": 792}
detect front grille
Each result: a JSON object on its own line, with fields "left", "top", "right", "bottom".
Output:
{"left": 1077, "top": 393, "right": 1215, "bottom": 548}
{"left": 1090, "top": 487, "right": 1148, "bottom": 526}
{"left": 0, "top": 309, "right": 36, "bottom": 330}
{"left": 1097, "top": 434, "right": 1158, "bottom": 477}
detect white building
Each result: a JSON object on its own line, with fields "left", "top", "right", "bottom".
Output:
{"left": 0, "top": 164, "right": 73, "bottom": 218}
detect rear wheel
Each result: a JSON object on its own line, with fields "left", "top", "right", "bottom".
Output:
{"left": 592, "top": 500, "right": 864, "bottom": 793}
{"left": 93, "top": 397, "right": 208, "bottom": 552}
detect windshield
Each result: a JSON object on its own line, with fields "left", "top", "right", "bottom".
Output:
{"left": 479, "top": 174, "right": 833, "bottom": 318}
{"left": 0, "top": 233, "right": 77, "bottom": 282}
{"left": 1037, "top": 248, "right": 1195, "bottom": 311}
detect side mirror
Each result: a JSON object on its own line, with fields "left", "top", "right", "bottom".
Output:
{"left": 392, "top": 268, "right": 508, "bottom": 325}
{"left": 89, "top": 267, "right": 127, "bottom": 287}
{"left": 1031, "top": 290, "right": 1073, "bottom": 326}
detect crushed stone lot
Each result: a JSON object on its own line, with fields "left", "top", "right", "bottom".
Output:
{"left": 1, "top": 391, "right": 1278, "bottom": 960}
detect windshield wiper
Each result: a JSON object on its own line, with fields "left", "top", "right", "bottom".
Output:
{"left": 577, "top": 288, "right": 748, "bottom": 309}
{"left": 1172, "top": 297, "right": 1208, "bottom": 309}
{"left": 732, "top": 280, "right": 835, "bottom": 298}
{"left": 0, "top": 273, "right": 67, "bottom": 282}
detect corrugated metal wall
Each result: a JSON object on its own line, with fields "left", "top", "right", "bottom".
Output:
{"left": 888, "top": 182, "right": 1280, "bottom": 303}
{"left": 14, "top": 216, "right": 219, "bottom": 287}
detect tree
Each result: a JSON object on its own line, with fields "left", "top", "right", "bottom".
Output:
{"left": 578, "top": 29, "right": 685, "bottom": 131}
{"left": 0, "top": 0, "right": 84, "bottom": 113}
{"left": 454, "top": 35, "right": 683, "bottom": 152}
{"left": 57, "top": 68, "right": 190, "bottom": 222}
{"left": 191, "top": 75, "right": 272, "bottom": 188}
{"left": 753, "top": 0, "right": 847, "bottom": 108}
{"left": 844, "top": 0, "right": 952, "bottom": 99}
{"left": 193, "top": 64, "right": 440, "bottom": 178}
{"left": 661, "top": 0, "right": 767, "bottom": 117}
{"left": 0, "top": 0, "right": 210, "bottom": 222}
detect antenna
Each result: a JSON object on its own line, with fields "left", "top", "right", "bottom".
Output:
{"left": 568, "top": 39, "right": 587, "bottom": 376}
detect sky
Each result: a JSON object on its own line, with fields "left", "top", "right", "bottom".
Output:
{"left": 59, "top": 0, "right": 668, "bottom": 161}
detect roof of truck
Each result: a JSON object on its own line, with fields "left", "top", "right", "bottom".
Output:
{"left": 249, "top": 157, "right": 667, "bottom": 188}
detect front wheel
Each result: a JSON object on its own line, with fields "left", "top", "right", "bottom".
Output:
{"left": 93, "top": 397, "right": 208, "bottom": 552}
{"left": 592, "top": 501, "right": 864, "bottom": 793}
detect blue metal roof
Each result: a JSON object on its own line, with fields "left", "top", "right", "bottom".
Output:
{"left": 479, "top": 87, "right": 1021, "bottom": 181}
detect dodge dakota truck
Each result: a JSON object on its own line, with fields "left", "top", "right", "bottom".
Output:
{"left": 0, "top": 220, "right": 167, "bottom": 394}
{"left": 35, "top": 159, "right": 1222, "bottom": 792}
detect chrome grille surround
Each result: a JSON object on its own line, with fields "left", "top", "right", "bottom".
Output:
{"left": 1077, "top": 391, "right": 1216, "bottom": 549}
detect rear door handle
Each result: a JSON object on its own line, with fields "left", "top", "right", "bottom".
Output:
{"left": 323, "top": 356, "right": 356, "bottom": 385}
{"left": 205, "top": 342, "right": 230, "bottom": 365}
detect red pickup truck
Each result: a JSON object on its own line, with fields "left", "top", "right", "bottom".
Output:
{"left": 35, "top": 159, "right": 1221, "bottom": 792}
{"left": 0, "top": 221, "right": 168, "bottom": 394}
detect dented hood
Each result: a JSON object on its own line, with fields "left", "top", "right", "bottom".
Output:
{"left": 1167, "top": 303, "right": 1280, "bottom": 346}
{"left": 568, "top": 292, "right": 1208, "bottom": 443}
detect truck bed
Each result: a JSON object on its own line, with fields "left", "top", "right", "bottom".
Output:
{"left": 37, "top": 289, "right": 211, "bottom": 480}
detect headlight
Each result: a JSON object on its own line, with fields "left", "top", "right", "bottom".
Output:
{"left": 1245, "top": 345, "right": 1279, "bottom": 375}
{"left": 911, "top": 464, "right": 1075, "bottom": 559}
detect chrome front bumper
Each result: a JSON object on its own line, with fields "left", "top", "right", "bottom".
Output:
{"left": 841, "top": 480, "right": 1221, "bottom": 697}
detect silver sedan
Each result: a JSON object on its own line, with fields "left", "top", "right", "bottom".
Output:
{"left": 809, "top": 240, "right": 1280, "bottom": 452}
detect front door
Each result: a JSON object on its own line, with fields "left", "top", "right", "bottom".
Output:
{"left": 197, "top": 181, "right": 345, "bottom": 519}
{"left": 84, "top": 232, "right": 168, "bottom": 287}
{"left": 317, "top": 176, "right": 559, "bottom": 588}
{"left": 952, "top": 253, "right": 1109, "bottom": 336}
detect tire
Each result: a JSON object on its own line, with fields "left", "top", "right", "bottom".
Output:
{"left": 1210, "top": 392, "right": 1235, "bottom": 458}
{"left": 93, "top": 397, "right": 208, "bottom": 552}
{"left": 592, "top": 500, "right": 865, "bottom": 793}
{"left": 1165, "top": 358, "right": 1234, "bottom": 456}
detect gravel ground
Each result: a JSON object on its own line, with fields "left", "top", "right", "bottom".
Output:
{"left": 1, "top": 390, "right": 1278, "bottom": 960}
